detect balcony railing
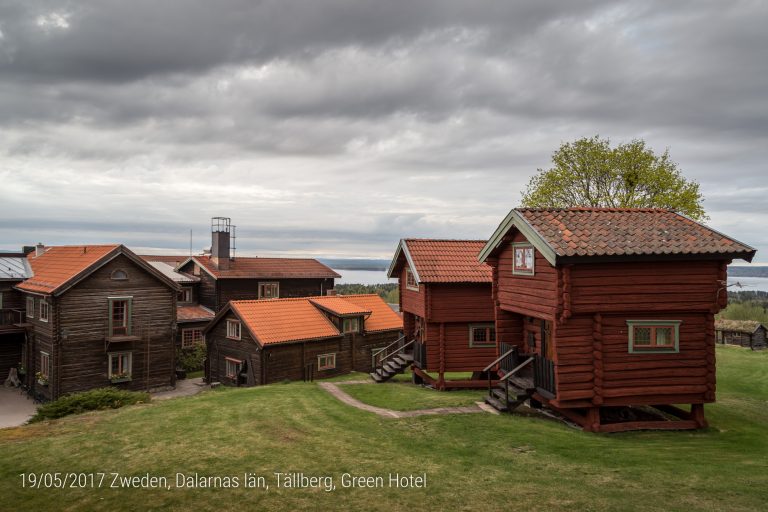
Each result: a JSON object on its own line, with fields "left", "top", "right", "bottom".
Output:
{"left": 0, "top": 309, "right": 25, "bottom": 327}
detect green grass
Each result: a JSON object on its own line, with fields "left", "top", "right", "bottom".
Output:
{"left": 1, "top": 345, "right": 767, "bottom": 511}
{"left": 185, "top": 370, "right": 204, "bottom": 379}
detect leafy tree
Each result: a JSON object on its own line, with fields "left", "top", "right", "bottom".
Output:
{"left": 522, "top": 136, "right": 706, "bottom": 220}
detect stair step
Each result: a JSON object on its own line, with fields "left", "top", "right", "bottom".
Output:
{"left": 492, "top": 385, "right": 529, "bottom": 401}
{"left": 484, "top": 396, "right": 508, "bottom": 412}
{"left": 399, "top": 353, "right": 414, "bottom": 362}
{"left": 369, "top": 372, "right": 384, "bottom": 382}
{"left": 383, "top": 362, "right": 402, "bottom": 373}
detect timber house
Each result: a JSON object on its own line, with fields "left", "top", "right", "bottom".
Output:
{"left": 141, "top": 217, "right": 340, "bottom": 350}
{"left": 205, "top": 294, "right": 402, "bottom": 385}
{"left": 477, "top": 207, "right": 755, "bottom": 432}
{"left": 715, "top": 319, "right": 767, "bottom": 350}
{"left": 385, "top": 239, "right": 495, "bottom": 388}
{"left": 13, "top": 244, "right": 180, "bottom": 400}
{"left": 0, "top": 250, "right": 32, "bottom": 383}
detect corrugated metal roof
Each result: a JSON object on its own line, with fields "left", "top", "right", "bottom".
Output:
{"left": 147, "top": 261, "right": 200, "bottom": 284}
{"left": 0, "top": 256, "right": 32, "bottom": 280}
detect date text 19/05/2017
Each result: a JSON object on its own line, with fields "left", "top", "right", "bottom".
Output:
{"left": 19, "top": 472, "right": 428, "bottom": 491}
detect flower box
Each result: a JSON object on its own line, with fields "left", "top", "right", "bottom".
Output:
{"left": 110, "top": 375, "right": 132, "bottom": 384}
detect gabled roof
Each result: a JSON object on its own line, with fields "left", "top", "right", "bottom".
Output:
{"left": 16, "top": 245, "right": 180, "bottom": 296}
{"left": 181, "top": 255, "right": 341, "bottom": 279}
{"left": 207, "top": 294, "right": 402, "bottom": 346}
{"left": 139, "top": 254, "right": 190, "bottom": 267}
{"left": 178, "top": 304, "right": 215, "bottom": 323}
{"left": 310, "top": 296, "right": 372, "bottom": 317}
{"left": 0, "top": 255, "right": 32, "bottom": 281}
{"left": 715, "top": 319, "right": 766, "bottom": 334}
{"left": 387, "top": 239, "right": 492, "bottom": 283}
{"left": 146, "top": 261, "right": 200, "bottom": 284}
{"left": 479, "top": 208, "right": 756, "bottom": 265}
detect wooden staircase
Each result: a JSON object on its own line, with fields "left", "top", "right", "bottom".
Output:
{"left": 370, "top": 335, "right": 414, "bottom": 383}
{"left": 482, "top": 345, "right": 536, "bottom": 413}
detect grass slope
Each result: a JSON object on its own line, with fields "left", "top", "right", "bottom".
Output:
{"left": 1, "top": 345, "right": 767, "bottom": 511}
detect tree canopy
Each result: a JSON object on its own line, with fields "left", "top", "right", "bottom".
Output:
{"left": 521, "top": 136, "right": 706, "bottom": 220}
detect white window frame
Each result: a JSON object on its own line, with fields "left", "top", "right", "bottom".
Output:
{"left": 405, "top": 268, "right": 419, "bottom": 291}
{"left": 193, "top": 264, "right": 201, "bottom": 276}
{"left": 343, "top": 318, "right": 360, "bottom": 333}
{"left": 181, "top": 328, "right": 204, "bottom": 348}
{"left": 108, "top": 296, "right": 133, "bottom": 337}
{"left": 39, "top": 300, "right": 49, "bottom": 323}
{"left": 40, "top": 351, "right": 50, "bottom": 379}
{"left": 27, "top": 297, "right": 34, "bottom": 319}
{"left": 226, "top": 319, "right": 242, "bottom": 340}
{"left": 512, "top": 243, "right": 535, "bottom": 275}
{"left": 258, "top": 282, "right": 280, "bottom": 299}
{"left": 317, "top": 353, "right": 336, "bottom": 371}
{"left": 225, "top": 357, "right": 242, "bottom": 379}
{"left": 178, "top": 287, "right": 193, "bottom": 303}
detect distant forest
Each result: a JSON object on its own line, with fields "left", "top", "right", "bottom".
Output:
{"left": 335, "top": 283, "right": 398, "bottom": 304}
{"left": 728, "top": 266, "right": 768, "bottom": 278}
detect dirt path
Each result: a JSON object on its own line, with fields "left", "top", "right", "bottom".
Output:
{"left": 317, "top": 381, "right": 489, "bottom": 418}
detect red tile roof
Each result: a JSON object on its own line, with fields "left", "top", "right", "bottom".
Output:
{"left": 516, "top": 208, "right": 756, "bottom": 260}
{"left": 310, "top": 296, "right": 372, "bottom": 316}
{"left": 193, "top": 255, "right": 340, "bottom": 279}
{"left": 226, "top": 294, "right": 402, "bottom": 346}
{"left": 178, "top": 305, "right": 215, "bottom": 323}
{"left": 398, "top": 239, "right": 492, "bottom": 283}
{"left": 17, "top": 245, "right": 120, "bottom": 294}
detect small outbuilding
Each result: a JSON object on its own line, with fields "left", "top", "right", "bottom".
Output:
{"left": 715, "top": 319, "right": 767, "bottom": 350}
{"left": 205, "top": 294, "right": 402, "bottom": 385}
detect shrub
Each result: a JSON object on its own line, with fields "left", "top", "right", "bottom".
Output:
{"left": 30, "top": 388, "right": 150, "bottom": 423}
{"left": 177, "top": 344, "right": 207, "bottom": 373}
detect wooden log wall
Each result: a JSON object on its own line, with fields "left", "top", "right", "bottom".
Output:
{"left": 399, "top": 266, "right": 426, "bottom": 317}
{"left": 422, "top": 321, "right": 498, "bottom": 373}
{"left": 426, "top": 283, "right": 494, "bottom": 323}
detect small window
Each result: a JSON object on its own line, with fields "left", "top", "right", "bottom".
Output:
{"left": 193, "top": 264, "right": 201, "bottom": 276}
{"left": 109, "top": 298, "right": 132, "bottom": 336}
{"left": 627, "top": 320, "right": 681, "bottom": 353}
{"left": 226, "top": 319, "right": 241, "bottom": 340}
{"left": 27, "top": 297, "right": 34, "bottom": 319}
{"left": 39, "top": 300, "right": 49, "bottom": 323}
{"left": 108, "top": 352, "right": 132, "bottom": 379}
{"left": 343, "top": 318, "right": 360, "bottom": 333}
{"left": 513, "top": 244, "right": 535, "bottom": 275}
{"left": 225, "top": 357, "right": 242, "bottom": 379}
{"left": 318, "top": 353, "right": 336, "bottom": 370}
{"left": 181, "top": 329, "right": 204, "bottom": 348}
{"left": 111, "top": 269, "right": 128, "bottom": 280}
{"left": 40, "top": 351, "right": 50, "bottom": 379}
{"left": 469, "top": 324, "right": 496, "bottom": 347}
{"left": 178, "top": 288, "right": 193, "bottom": 302}
{"left": 405, "top": 268, "right": 419, "bottom": 291}
{"left": 258, "top": 282, "right": 279, "bottom": 299}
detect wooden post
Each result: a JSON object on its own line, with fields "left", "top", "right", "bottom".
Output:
{"left": 705, "top": 313, "right": 716, "bottom": 401}
{"left": 691, "top": 403, "right": 708, "bottom": 428}
{"left": 591, "top": 313, "right": 603, "bottom": 407}
{"left": 438, "top": 322, "right": 445, "bottom": 390}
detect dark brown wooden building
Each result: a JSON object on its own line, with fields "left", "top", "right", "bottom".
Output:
{"left": 15, "top": 244, "right": 179, "bottom": 400}
{"left": 0, "top": 251, "right": 32, "bottom": 382}
{"left": 715, "top": 319, "right": 767, "bottom": 350}
{"left": 205, "top": 294, "right": 402, "bottom": 385}
{"left": 386, "top": 239, "right": 495, "bottom": 389}
{"left": 478, "top": 207, "right": 756, "bottom": 432}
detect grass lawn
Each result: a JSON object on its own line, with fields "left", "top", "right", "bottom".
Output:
{"left": 341, "top": 382, "right": 481, "bottom": 410}
{"left": 1, "top": 345, "right": 767, "bottom": 511}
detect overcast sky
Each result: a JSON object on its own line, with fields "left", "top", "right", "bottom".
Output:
{"left": 0, "top": 1, "right": 766, "bottom": 263}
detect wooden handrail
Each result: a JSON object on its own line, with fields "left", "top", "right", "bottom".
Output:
{"left": 482, "top": 346, "right": 517, "bottom": 372}
{"left": 373, "top": 337, "right": 414, "bottom": 368}
{"left": 498, "top": 357, "right": 534, "bottom": 383}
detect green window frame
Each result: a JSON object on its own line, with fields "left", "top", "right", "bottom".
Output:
{"left": 627, "top": 320, "right": 681, "bottom": 353}
{"left": 318, "top": 353, "right": 336, "bottom": 370}
{"left": 108, "top": 297, "right": 133, "bottom": 337}
{"left": 469, "top": 323, "right": 496, "bottom": 347}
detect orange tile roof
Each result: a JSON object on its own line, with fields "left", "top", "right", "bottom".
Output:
{"left": 178, "top": 305, "right": 215, "bottom": 322}
{"left": 516, "top": 208, "right": 756, "bottom": 260}
{"left": 17, "top": 245, "right": 120, "bottom": 295}
{"left": 337, "top": 294, "right": 403, "bottom": 333}
{"left": 227, "top": 294, "right": 402, "bottom": 346}
{"left": 309, "top": 296, "right": 372, "bottom": 316}
{"left": 194, "top": 255, "right": 340, "bottom": 279}
{"left": 400, "top": 239, "right": 492, "bottom": 283}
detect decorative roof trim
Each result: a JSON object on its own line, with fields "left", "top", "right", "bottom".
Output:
{"left": 386, "top": 239, "right": 421, "bottom": 282}
{"left": 478, "top": 209, "right": 558, "bottom": 265}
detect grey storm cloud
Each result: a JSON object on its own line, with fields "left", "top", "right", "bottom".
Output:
{"left": 0, "top": 0, "right": 767, "bottom": 262}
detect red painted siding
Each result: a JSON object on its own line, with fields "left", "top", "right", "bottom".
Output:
{"left": 496, "top": 232, "right": 558, "bottom": 319}
{"left": 427, "top": 283, "right": 493, "bottom": 323}
{"left": 400, "top": 266, "right": 425, "bottom": 317}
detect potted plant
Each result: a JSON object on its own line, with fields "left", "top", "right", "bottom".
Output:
{"left": 35, "top": 371, "right": 48, "bottom": 386}
{"left": 110, "top": 371, "right": 132, "bottom": 383}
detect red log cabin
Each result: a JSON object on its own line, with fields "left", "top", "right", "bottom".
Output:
{"left": 478, "top": 207, "right": 756, "bottom": 432}
{"left": 385, "top": 239, "right": 495, "bottom": 389}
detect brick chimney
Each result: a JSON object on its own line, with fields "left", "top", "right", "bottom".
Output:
{"left": 210, "top": 217, "right": 231, "bottom": 270}
{"left": 35, "top": 243, "right": 45, "bottom": 257}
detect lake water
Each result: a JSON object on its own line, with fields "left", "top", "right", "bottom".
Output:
{"left": 333, "top": 269, "right": 393, "bottom": 285}
{"left": 728, "top": 276, "right": 768, "bottom": 293}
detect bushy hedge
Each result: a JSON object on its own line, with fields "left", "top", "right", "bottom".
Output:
{"left": 177, "top": 344, "right": 206, "bottom": 373}
{"left": 30, "top": 388, "right": 150, "bottom": 423}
